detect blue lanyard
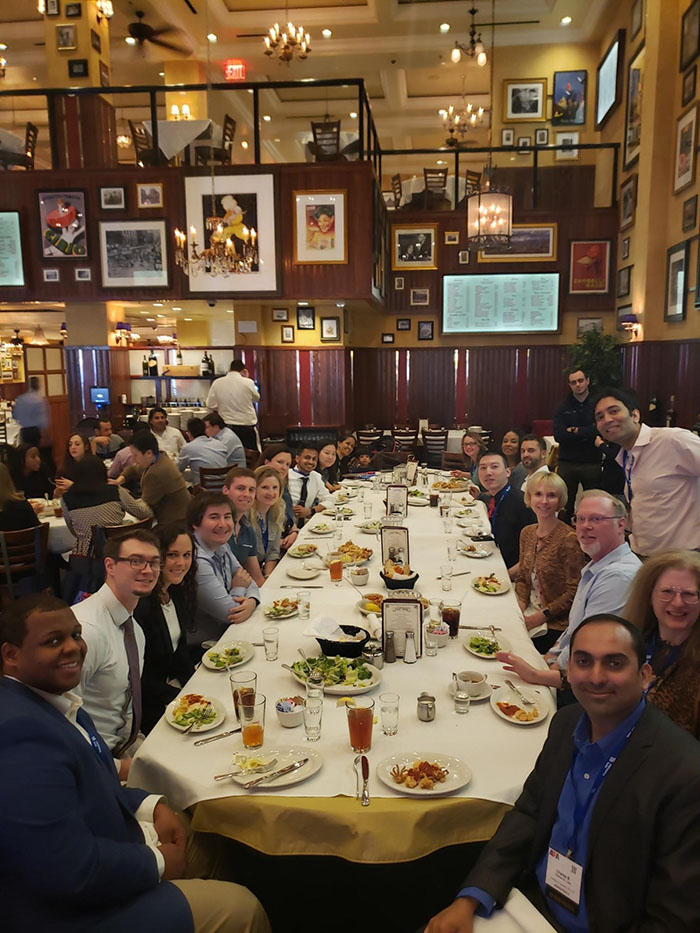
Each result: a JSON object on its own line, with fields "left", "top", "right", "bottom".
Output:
{"left": 567, "top": 724, "right": 636, "bottom": 858}
{"left": 258, "top": 515, "right": 269, "bottom": 552}
{"left": 622, "top": 449, "right": 634, "bottom": 502}
{"left": 489, "top": 483, "right": 511, "bottom": 531}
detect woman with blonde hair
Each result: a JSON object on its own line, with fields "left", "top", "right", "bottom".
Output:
{"left": 624, "top": 549, "right": 700, "bottom": 738}
{"left": 0, "top": 462, "right": 40, "bottom": 531}
{"left": 451, "top": 431, "right": 487, "bottom": 487}
{"left": 515, "top": 471, "right": 586, "bottom": 652}
{"left": 250, "top": 465, "right": 286, "bottom": 580}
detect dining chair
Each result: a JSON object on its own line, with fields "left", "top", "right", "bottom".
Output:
{"left": 0, "top": 122, "right": 38, "bottom": 170}
{"left": 356, "top": 427, "right": 385, "bottom": 450}
{"left": 194, "top": 113, "right": 236, "bottom": 166}
{"left": 465, "top": 170, "right": 482, "bottom": 193}
{"left": 244, "top": 448, "right": 259, "bottom": 469}
{"left": 198, "top": 465, "right": 231, "bottom": 492}
{"left": 391, "top": 174, "right": 403, "bottom": 209}
{"left": 422, "top": 167, "right": 449, "bottom": 210}
{"left": 0, "top": 523, "right": 50, "bottom": 606}
{"left": 422, "top": 427, "right": 448, "bottom": 468}
{"left": 392, "top": 425, "right": 418, "bottom": 453}
{"left": 128, "top": 120, "right": 160, "bottom": 167}
{"left": 310, "top": 119, "right": 341, "bottom": 161}
{"left": 441, "top": 450, "right": 466, "bottom": 470}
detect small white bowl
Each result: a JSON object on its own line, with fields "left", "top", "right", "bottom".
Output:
{"left": 350, "top": 567, "right": 369, "bottom": 586}
{"left": 275, "top": 704, "right": 304, "bottom": 728}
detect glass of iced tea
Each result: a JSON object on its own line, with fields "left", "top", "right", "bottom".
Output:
{"left": 346, "top": 697, "right": 374, "bottom": 753}
{"left": 238, "top": 693, "right": 266, "bottom": 749}
{"left": 328, "top": 551, "right": 344, "bottom": 586}
{"left": 441, "top": 599, "right": 461, "bottom": 638}
{"left": 230, "top": 670, "right": 257, "bottom": 721}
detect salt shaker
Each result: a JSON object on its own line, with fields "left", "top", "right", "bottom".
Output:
{"left": 384, "top": 630, "right": 397, "bottom": 663}
{"left": 403, "top": 631, "right": 417, "bottom": 664}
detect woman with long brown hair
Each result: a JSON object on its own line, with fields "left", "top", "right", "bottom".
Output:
{"left": 624, "top": 549, "right": 700, "bottom": 738}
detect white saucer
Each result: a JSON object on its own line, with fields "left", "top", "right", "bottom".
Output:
{"left": 447, "top": 680, "right": 492, "bottom": 702}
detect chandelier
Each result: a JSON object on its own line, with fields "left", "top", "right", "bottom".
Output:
{"left": 440, "top": 80, "right": 486, "bottom": 148}
{"left": 450, "top": 7, "right": 487, "bottom": 66}
{"left": 174, "top": 220, "right": 258, "bottom": 277}
{"left": 263, "top": 6, "right": 311, "bottom": 63}
{"left": 466, "top": 0, "right": 512, "bottom": 250}
{"left": 0, "top": 56, "right": 6, "bottom": 79}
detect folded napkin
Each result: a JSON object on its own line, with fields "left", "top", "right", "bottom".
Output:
{"left": 303, "top": 616, "right": 365, "bottom": 642}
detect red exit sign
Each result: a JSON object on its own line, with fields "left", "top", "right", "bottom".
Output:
{"left": 224, "top": 59, "right": 246, "bottom": 81}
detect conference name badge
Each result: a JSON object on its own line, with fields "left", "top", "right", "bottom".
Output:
{"left": 545, "top": 847, "right": 582, "bottom": 914}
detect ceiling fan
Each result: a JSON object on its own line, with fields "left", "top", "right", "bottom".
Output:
{"left": 125, "top": 11, "right": 191, "bottom": 55}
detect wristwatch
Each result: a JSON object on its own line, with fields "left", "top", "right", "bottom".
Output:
{"left": 543, "top": 608, "right": 552, "bottom": 621}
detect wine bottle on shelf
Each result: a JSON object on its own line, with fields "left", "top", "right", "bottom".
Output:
{"left": 176, "top": 345, "right": 183, "bottom": 366}
{"left": 200, "top": 352, "right": 209, "bottom": 377}
{"left": 148, "top": 349, "right": 158, "bottom": 377}
{"left": 666, "top": 395, "right": 677, "bottom": 428}
{"left": 207, "top": 353, "right": 215, "bottom": 376}
{"left": 142, "top": 354, "right": 149, "bottom": 376}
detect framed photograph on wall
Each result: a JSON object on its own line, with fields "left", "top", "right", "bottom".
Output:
{"left": 479, "top": 223, "right": 557, "bottom": 262}
{"left": 74, "top": 267, "right": 91, "bottom": 282}
{"left": 137, "top": 182, "right": 164, "bottom": 209}
{"left": 554, "top": 131, "right": 579, "bottom": 160}
{"left": 552, "top": 70, "right": 587, "bottom": 125}
{"left": 682, "top": 194, "right": 698, "bottom": 231}
{"left": 569, "top": 240, "right": 611, "bottom": 294}
{"left": 56, "top": 24, "right": 77, "bottom": 50}
{"left": 67, "top": 59, "right": 88, "bottom": 79}
{"left": 620, "top": 175, "right": 637, "bottom": 231}
{"left": 394, "top": 276, "right": 404, "bottom": 290}
{"left": 595, "top": 29, "right": 625, "bottom": 129}
{"left": 631, "top": 0, "right": 644, "bottom": 40}
{"left": 665, "top": 240, "right": 688, "bottom": 321}
{"left": 501, "top": 128, "right": 514, "bottom": 146}
{"left": 617, "top": 265, "right": 632, "bottom": 298}
{"left": 99, "top": 60, "right": 109, "bottom": 87}
{"left": 90, "top": 28, "right": 101, "bottom": 52}
{"left": 535, "top": 128, "right": 549, "bottom": 145}
{"left": 624, "top": 43, "right": 645, "bottom": 169}
{"left": 320, "top": 316, "right": 340, "bottom": 342}
{"left": 458, "top": 250, "right": 470, "bottom": 264}
{"left": 293, "top": 190, "right": 347, "bottom": 264}
{"left": 296, "top": 305, "right": 315, "bottom": 330}
{"left": 65, "top": 2, "right": 82, "bottom": 16}
{"left": 621, "top": 237, "right": 630, "bottom": 260}
{"left": 681, "top": 0, "right": 700, "bottom": 72}
{"left": 682, "top": 64, "right": 697, "bottom": 105}
{"left": 410, "top": 288, "right": 430, "bottom": 306}
{"left": 577, "top": 317, "right": 603, "bottom": 337}
{"left": 281, "top": 325, "right": 294, "bottom": 343}
{"left": 46, "top": 0, "right": 59, "bottom": 14}
{"left": 43, "top": 268, "right": 60, "bottom": 282}
{"left": 100, "top": 186, "right": 125, "bottom": 210}
{"left": 38, "top": 190, "right": 88, "bottom": 259}
{"left": 417, "top": 320, "right": 434, "bottom": 340}
{"left": 503, "top": 78, "right": 547, "bottom": 122}
{"left": 381, "top": 332, "right": 395, "bottom": 344}
{"left": 444, "top": 231, "right": 460, "bottom": 245}
{"left": 673, "top": 104, "right": 698, "bottom": 193}
{"left": 99, "top": 219, "right": 168, "bottom": 289}
{"left": 517, "top": 136, "right": 532, "bottom": 150}
{"left": 272, "top": 308, "right": 288, "bottom": 322}
{"left": 396, "top": 318, "right": 411, "bottom": 331}
{"left": 392, "top": 224, "right": 438, "bottom": 270}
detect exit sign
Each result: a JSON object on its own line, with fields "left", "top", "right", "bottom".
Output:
{"left": 224, "top": 59, "right": 246, "bottom": 81}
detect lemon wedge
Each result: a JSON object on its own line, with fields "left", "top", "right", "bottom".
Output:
{"left": 335, "top": 697, "right": 356, "bottom": 708}
{"left": 365, "top": 602, "right": 381, "bottom": 613}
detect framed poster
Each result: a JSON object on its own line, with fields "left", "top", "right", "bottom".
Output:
{"left": 410, "top": 288, "right": 430, "bottom": 306}
{"left": 417, "top": 320, "right": 434, "bottom": 340}
{"left": 56, "top": 24, "right": 76, "bottom": 50}
{"left": 681, "top": 0, "right": 700, "bottom": 72}
{"left": 617, "top": 265, "right": 632, "bottom": 298}
{"left": 296, "top": 305, "right": 315, "bottom": 330}
{"left": 552, "top": 70, "right": 587, "bottom": 125}
{"left": 99, "top": 219, "right": 168, "bottom": 288}
{"left": 569, "top": 240, "right": 611, "bottom": 294}
{"left": 281, "top": 325, "right": 294, "bottom": 343}
{"left": 381, "top": 598, "right": 423, "bottom": 659}
{"left": 137, "top": 182, "right": 164, "bottom": 209}
{"left": 479, "top": 223, "right": 557, "bottom": 262}
{"left": 90, "top": 28, "right": 101, "bottom": 53}
{"left": 392, "top": 224, "right": 437, "bottom": 270}
{"left": 396, "top": 318, "right": 411, "bottom": 331}
{"left": 673, "top": 104, "right": 698, "bottom": 193}
{"left": 293, "top": 190, "right": 347, "bottom": 264}
{"left": 385, "top": 485, "right": 408, "bottom": 518}
{"left": 503, "top": 78, "right": 547, "bottom": 122}
{"left": 65, "top": 2, "right": 81, "bottom": 15}
{"left": 595, "top": 30, "right": 625, "bottom": 129}
{"left": 38, "top": 190, "right": 88, "bottom": 259}
{"left": 184, "top": 174, "right": 277, "bottom": 293}
{"left": 67, "top": 59, "right": 88, "bottom": 79}
{"left": 0, "top": 212, "right": 25, "bottom": 286}
{"left": 624, "top": 43, "right": 645, "bottom": 169}
{"left": 683, "top": 194, "right": 698, "bottom": 231}
{"left": 380, "top": 524, "right": 410, "bottom": 566}
{"left": 620, "top": 175, "right": 637, "bottom": 231}
{"left": 99, "top": 60, "right": 109, "bottom": 87}
{"left": 682, "top": 64, "right": 697, "bottom": 105}
{"left": 665, "top": 240, "right": 688, "bottom": 321}
{"left": 320, "top": 316, "right": 340, "bottom": 341}
{"left": 46, "top": 0, "right": 59, "bottom": 13}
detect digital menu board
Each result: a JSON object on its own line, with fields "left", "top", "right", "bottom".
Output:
{"left": 442, "top": 273, "right": 559, "bottom": 334}
{"left": 0, "top": 212, "right": 24, "bottom": 287}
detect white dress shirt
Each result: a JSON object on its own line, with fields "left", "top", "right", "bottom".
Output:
{"left": 520, "top": 463, "right": 550, "bottom": 492}
{"left": 152, "top": 424, "right": 185, "bottom": 457}
{"left": 286, "top": 468, "right": 333, "bottom": 509}
{"left": 205, "top": 371, "right": 260, "bottom": 426}
{"left": 73, "top": 584, "right": 145, "bottom": 751}
{"left": 615, "top": 424, "right": 700, "bottom": 554}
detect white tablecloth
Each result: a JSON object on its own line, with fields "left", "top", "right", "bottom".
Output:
{"left": 131, "top": 483, "right": 554, "bottom": 811}
{"left": 39, "top": 509, "right": 139, "bottom": 556}
{"left": 300, "top": 131, "right": 358, "bottom": 162}
{"left": 400, "top": 174, "right": 466, "bottom": 208}
{"left": 0, "top": 128, "right": 25, "bottom": 155}
{"left": 142, "top": 119, "right": 212, "bottom": 160}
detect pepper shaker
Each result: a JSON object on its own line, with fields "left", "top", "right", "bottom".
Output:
{"left": 384, "top": 630, "right": 397, "bottom": 663}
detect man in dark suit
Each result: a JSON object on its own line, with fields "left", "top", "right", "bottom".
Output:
{"left": 425, "top": 614, "right": 700, "bottom": 933}
{"left": 0, "top": 592, "right": 270, "bottom": 933}
{"left": 478, "top": 451, "right": 535, "bottom": 572}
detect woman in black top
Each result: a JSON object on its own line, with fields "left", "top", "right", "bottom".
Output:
{"left": 134, "top": 524, "right": 196, "bottom": 733}
{"left": 10, "top": 444, "right": 54, "bottom": 499}
{"left": 318, "top": 442, "right": 340, "bottom": 492}
{"left": 0, "top": 462, "right": 40, "bottom": 532}
{"left": 55, "top": 432, "right": 92, "bottom": 495}
{"left": 336, "top": 432, "right": 356, "bottom": 475}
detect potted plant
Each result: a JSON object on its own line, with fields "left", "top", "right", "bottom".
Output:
{"left": 567, "top": 327, "right": 623, "bottom": 388}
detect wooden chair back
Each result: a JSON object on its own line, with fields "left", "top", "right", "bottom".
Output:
{"left": 0, "top": 523, "right": 50, "bottom": 601}
{"left": 423, "top": 166, "right": 448, "bottom": 192}
{"left": 391, "top": 173, "right": 403, "bottom": 207}
{"left": 222, "top": 113, "right": 237, "bottom": 151}
{"left": 244, "top": 448, "right": 259, "bottom": 469}
{"left": 465, "top": 170, "right": 482, "bottom": 193}
{"left": 311, "top": 120, "right": 341, "bottom": 161}
{"left": 357, "top": 428, "right": 384, "bottom": 449}
{"left": 441, "top": 450, "right": 466, "bottom": 470}
{"left": 198, "top": 466, "right": 230, "bottom": 492}
{"left": 24, "top": 122, "right": 38, "bottom": 168}
{"left": 129, "top": 120, "right": 157, "bottom": 166}
{"left": 392, "top": 426, "right": 418, "bottom": 451}
{"left": 422, "top": 428, "right": 448, "bottom": 467}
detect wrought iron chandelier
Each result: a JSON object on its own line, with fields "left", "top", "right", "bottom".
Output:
{"left": 450, "top": 7, "right": 487, "bottom": 66}
{"left": 440, "top": 78, "right": 486, "bottom": 148}
{"left": 263, "top": 4, "right": 311, "bottom": 63}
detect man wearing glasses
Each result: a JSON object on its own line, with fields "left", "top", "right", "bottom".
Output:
{"left": 497, "top": 491, "right": 641, "bottom": 690}
{"left": 73, "top": 530, "right": 161, "bottom": 766}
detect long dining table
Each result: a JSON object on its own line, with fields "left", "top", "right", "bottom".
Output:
{"left": 129, "top": 475, "right": 556, "bottom": 871}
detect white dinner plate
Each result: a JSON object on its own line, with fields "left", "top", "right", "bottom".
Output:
{"left": 356, "top": 596, "right": 384, "bottom": 616}
{"left": 165, "top": 696, "right": 226, "bottom": 733}
{"left": 431, "top": 481, "right": 470, "bottom": 492}
{"left": 490, "top": 686, "right": 550, "bottom": 726}
{"left": 288, "top": 662, "right": 382, "bottom": 695}
{"left": 356, "top": 521, "right": 382, "bottom": 534}
{"left": 472, "top": 577, "right": 510, "bottom": 595}
{"left": 229, "top": 747, "right": 323, "bottom": 789}
{"left": 376, "top": 752, "right": 472, "bottom": 797}
{"left": 309, "top": 524, "right": 334, "bottom": 535}
{"left": 463, "top": 632, "right": 512, "bottom": 659}
{"left": 201, "top": 641, "right": 255, "bottom": 671}
{"left": 264, "top": 603, "right": 299, "bottom": 620}
{"left": 447, "top": 680, "right": 492, "bottom": 702}
{"left": 285, "top": 564, "right": 321, "bottom": 581}
{"left": 287, "top": 544, "right": 320, "bottom": 559}
{"left": 323, "top": 507, "right": 356, "bottom": 517}
{"left": 408, "top": 497, "right": 429, "bottom": 507}
{"left": 342, "top": 480, "right": 363, "bottom": 487}
{"left": 458, "top": 544, "right": 491, "bottom": 558}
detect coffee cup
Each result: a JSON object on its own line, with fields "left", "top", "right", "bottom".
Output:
{"left": 456, "top": 670, "right": 486, "bottom": 696}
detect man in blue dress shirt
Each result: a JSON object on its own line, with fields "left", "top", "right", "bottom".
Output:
{"left": 425, "top": 614, "right": 700, "bottom": 932}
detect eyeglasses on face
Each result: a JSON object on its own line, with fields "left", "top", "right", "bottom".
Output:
{"left": 571, "top": 515, "right": 618, "bottom": 526}
{"left": 114, "top": 557, "right": 162, "bottom": 572}
{"left": 655, "top": 587, "right": 700, "bottom": 605}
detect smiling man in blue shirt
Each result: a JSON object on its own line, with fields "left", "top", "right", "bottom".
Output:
{"left": 425, "top": 614, "right": 700, "bottom": 933}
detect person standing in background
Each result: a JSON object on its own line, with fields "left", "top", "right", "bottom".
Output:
{"left": 553, "top": 368, "right": 601, "bottom": 523}
{"left": 206, "top": 360, "right": 260, "bottom": 452}
{"left": 12, "top": 376, "right": 54, "bottom": 473}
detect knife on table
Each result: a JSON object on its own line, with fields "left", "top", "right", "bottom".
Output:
{"left": 240, "top": 758, "right": 309, "bottom": 789}
{"left": 194, "top": 727, "right": 241, "bottom": 746}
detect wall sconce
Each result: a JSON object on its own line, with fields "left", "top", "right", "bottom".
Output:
{"left": 619, "top": 312, "right": 640, "bottom": 338}
{"left": 114, "top": 322, "right": 133, "bottom": 345}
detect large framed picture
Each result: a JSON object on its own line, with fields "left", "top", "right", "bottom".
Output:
{"left": 552, "top": 70, "right": 587, "bottom": 125}
{"left": 673, "top": 104, "right": 698, "bottom": 193}
{"left": 296, "top": 305, "right": 315, "bottom": 330}
{"left": 38, "top": 190, "right": 88, "bottom": 259}
{"left": 99, "top": 219, "right": 168, "bottom": 289}
{"left": 503, "top": 78, "right": 547, "bottom": 122}
{"left": 595, "top": 30, "right": 625, "bottom": 129}
{"left": 681, "top": 0, "right": 700, "bottom": 72}
{"left": 665, "top": 240, "right": 688, "bottom": 321}
{"left": 0, "top": 212, "right": 25, "bottom": 286}
{"left": 620, "top": 175, "right": 638, "bottom": 231}
{"left": 624, "top": 44, "right": 645, "bottom": 169}
{"left": 293, "top": 190, "right": 347, "bottom": 264}
{"left": 479, "top": 223, "right": 557, "bottom": 262}
{"left": 56, "top": 24, "right": 77, "bottom": 50}
{"left": 184, "top": 174, "right": 277, "bottom": 293}
{"left": 569, "top": 240, "right": 611, "bottom": 294}
{"left": 577, "top": 317, "right": 603, "bottom": 337}
{"left": 392, "top": 224, "right": 437, "bottom": 270}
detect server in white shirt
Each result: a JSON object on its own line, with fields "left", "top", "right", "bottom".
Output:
{"left": 287, "top": 447, "right": 333, "bottom": 523}
{"left": 73, "top": 529, "right": 161, "bottom": 755}
{"left": 203, "top": 411, "right": 246, "bottom": 466}
{"left": 205, "top": 360, "right": 260, "bottom": 451}
{"left": 148, "top": 406, "right": 185, "bottom": 457}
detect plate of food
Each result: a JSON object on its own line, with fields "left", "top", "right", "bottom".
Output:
{"left": 165, "top": 694, "right": 226, "bottom": 733}
{"left": 201, "top": 641, "right": 255, "bottom": 671}
{"left": 289, "top": 655, "right": 381, "bottom": 695}
{"left": 459, "top": 495, "right": 477, "bottom": 506}
{"left": 455, "top": 508, "right": 475, "bottom": 517}
{"left": 342, "top": 480, "right": 363, "bottom": 488}
{"left": 473, "top": 573, "right": 510, "bottom": 595}
{"left": 227, "top": 747, "right": 323, "bottom": 789}
{"left": 264, "top": 598, "right": 299, "bottom": 619}
{"left": 309, "top": 523, "right": 334, "bottom": 535}
{"left": 408, "top": 490, "right": 429, "bottom": 506}
{"left": 458, "top": 542, "right": 491, "bottom": 559}
{"left": 356, "top": 594, "right": 385, "bottom": 615}
{"left": 377, "top": 753, "right": 471, "bottom": 796}
{"left": 464, "top": 631, "right": 512, "bottom": 659}
{"left": 356, "top": 520, "right": 382, "bottom": 534}
{"left": 431, "top": 479, "right": 470, "bottom": 492}
{"left": 287, "top": 543, "right": 319, "bottom": 559}
{"left": 285, "top": 563, "right": 321, "bottom": 581}
{"left": 323, "top": 506, "right": 355, "bottom": 517}
{"left": 490, "top": 686, "right": 549, "bottom": 726}
{"left": 332, "top": 541, "right": 373, "bottom": 566}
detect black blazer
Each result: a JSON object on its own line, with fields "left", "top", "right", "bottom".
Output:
{"left": 480, "top": 486, "right": 535, "bottom": 570}
{"left": 463, "top": 703, "right": 700, "bottom": 932}
{"left": 134, "top": 589, "right": 194, "bottom": 734}
{"left": 0, "top": 498, "right": 40, "bottom": 532}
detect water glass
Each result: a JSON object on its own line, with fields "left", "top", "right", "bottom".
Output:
{"left": 303, "top": 697, "right": 323, "bottom": 741}
{"left": 262, "top": 627, "right": 279, "bottom": 661}
{"left": 447, "top": 539, "right": 457, "bottom": 563}
{"left": 238, "top": 694, "right": 266, "bottom": 748}
{"left": 297, "top": 590, "right": 311, "bottom": 621}
{"left": 305, "top": 670, "right": 324, "bottom": 701}
{"left": 229, "top": 670, "right": 257, "bottom": 720}
{"left": 440, "top": 563, "right": 453, "bottom": 592}
{"left": 429, "top": 598, "right": 442, "bottom": 624}
{"left": 333, "top": 518, "right": 343, "bottom": 544}
{"left": 357, "top": 487, "right": 365, "bottom": 503}
{"left": 363, "top": 503, "right": 373, "bottom": 520}
{"left": 454, "top": 690, "right": 471, "bottom": 714}
{"left": 379, "top": 692, "right": 399, "bottom": 736}
{"left": 423, "top": 624, "right": 439, "bottom": 657}
{"left": 442, "top": 515, "right": 454, "bottom": 535}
